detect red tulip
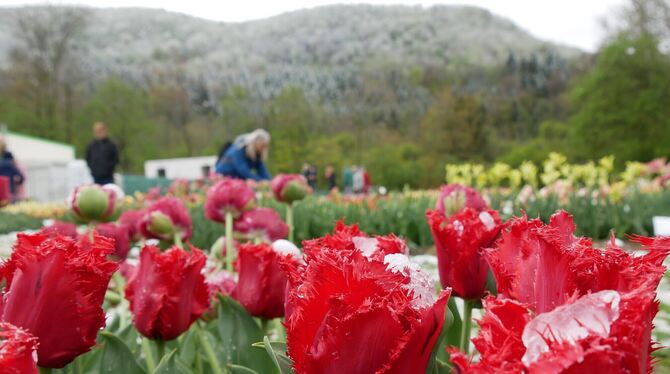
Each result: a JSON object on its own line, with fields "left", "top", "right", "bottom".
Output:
{"left": 119, "top": 209, "right": 144, "bottom": 241}
{"left": 271, "top": 174, "right": 310, "bottom": 203}
{"left": 206, "top": 269, "right": 237, "bottom": 299}
{"left": 0, "top": 233, "right": 118, "bottom": 368}
{"left": 283, "top": 241, "right": 450, "bottom": 374}
{"left": 205, "top": 178, "right": 256, "bottom": 222}
{"left": 485, "top": 210, "right": 670, "bottom": 313}
{"left": 38, "top": 221, "right": 78, "bottom": 239}
{"left": 302, "top": 221, "right": 409, "bottom": 262}
{"left": 426, "top": 207, "right": 502, "bottom": 300}
{"left": 234, "top": 208, "right": 289, "bottom": 242}
{"left": 451, "top": 285, "right": 660, "bottom": 373}
{"left": 139, "top": 197, "right": 192, "bottom": 242}
{"left": 0, "top": 322, "right": 39, "bottom": 374}
{"left": 95, "top": 223, "right": 131, "bottom": 260}
{"left": 125, "top": 245, "right": 209, "bottom": 340}
{"left": 232, "top": 240, "right": 301, "bottom": 319}
{"left": 69, "top": 184, "right": 120, "bottom": 222}
{"left": 435, "top": 184, "right": 488, "bottom": 216}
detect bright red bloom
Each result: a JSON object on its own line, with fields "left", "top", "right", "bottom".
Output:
{"left": 271, "top": 174, "right": 311, "bottom": 203}
{"left": 301, "top": 221, "right": 408, "bottom": 262}
{"left": 95, "top": 223, "right": 131, "bottom": 260}
{"left": 427, "top": 207, "right": 502, "bottom": 300}
{"left": 119, "top": 209, "right": 144, "bottom": 241}
{"left": 234, "top": 208, "right": 289, "bottom": 242}
{"left": 284, "top": 241, "right": 450, "bottom": 374}
{"left": 233, "top": 241, "right": 301, "bottom": 319}
{"left": 38, "top": 221, "right": 78, "bottom": 239}
{"left": 69, "top": 184, "right": 119, "bottom": 222}
{"left": 139, "top": 197, "right": 192, "bottom": 242}
{"left": 451, "top": 286, "right": 661, "bottom": 373}
{"left": 0, "top": 233, "right": 118, "bottom": 368}
{"left": 205, "top": 178, "right": 256, "bottom": 222}
{"left": 0, "top": 322, "right": 39, "bottom": 374}
{"left": 125, "top": 245, "right": 210, "bottom": 340}
{"left": 435, "top": 184, "right": 488, "bottom": 216}
{"left": 485, "top": 210, "right": 670, "bottom": 313}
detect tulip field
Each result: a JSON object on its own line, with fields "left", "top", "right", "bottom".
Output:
{"left": 2, "top": 165, "right": 670, "bottom": 373}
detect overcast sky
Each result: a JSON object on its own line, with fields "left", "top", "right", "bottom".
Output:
{"left": 0, "top": 0, "right": 627, "bottom": 51}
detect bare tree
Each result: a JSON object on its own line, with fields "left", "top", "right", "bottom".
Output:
{"left": 9, "top": 6, "right": 89, "bottom": 141}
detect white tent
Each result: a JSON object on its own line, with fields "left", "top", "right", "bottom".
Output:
{"left": 4, "top": 131, "right": 92, "bottom": 202}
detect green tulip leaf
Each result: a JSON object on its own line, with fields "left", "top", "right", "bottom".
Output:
{"left": 99, "top": 332, "right": 146, "bottom": 374}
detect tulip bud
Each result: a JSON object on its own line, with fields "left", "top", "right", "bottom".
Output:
{"left": 436, "top": 184, "right": 488, "bottom": 217}
{"left": 443, "top": 190, "right": 465, "bottom": 216}
{"left": 205, "top": 178, "right": 256, "bottom": 222}
{"left": 139, "top": 197, "right": 192, "bottom": 243}
{"left": 70, "top": 184, "right": 116, "bottom": 222}
{"left": 271, "top": 174, "right": 311, "bottom": 204}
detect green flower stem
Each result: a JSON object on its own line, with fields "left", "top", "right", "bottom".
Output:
{"left": 460, "top": 299, "right": 474, "bottom": 354}
{"left": 197, "top": 325, "right": 224, "bottom": 374}
{"left": 174, "top": 233, "right": 184, "bottom": 249}
{"left": 142, "top": 338, "right": 156, "bottom": 373}
{"left": 286, "top": 203, "right": 294, "bottom": 243}
{"left": 155, "top": 339, "right": 166, "bottom": 365}
{"left": 39, "top": 368, "right": 52, "bottom": 374}
{"left": 225, "top": 212, "right": 234, "bottom": 272}
{"left": 260, "top": 318, "right": 270, "bottom": 335}
{"left": 112, "top": 272, "right": 127, "bottom": 328}
{"left": 88, "top": 223, "right": 95, "bottom": 243}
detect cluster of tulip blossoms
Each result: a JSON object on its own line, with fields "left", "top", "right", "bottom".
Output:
{"left": 0, "top": 178, "right": 668, "bottom": 373}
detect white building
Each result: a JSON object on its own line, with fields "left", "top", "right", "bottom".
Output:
{"left": 144, "top": 156, "right": 217, "bottom": 179}
{"left": 4, "top": 131, "right": 92, "bottom": 202}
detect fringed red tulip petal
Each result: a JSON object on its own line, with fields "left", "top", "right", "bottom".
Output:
{"left": 95, "top": 223, "right": 131, "bottom": 260}
{"left": 125, "top": 245, "right": 209, "bottom": 340}
{"left": 0, "top": 322, "right": 39, "bottom": 374}
{"left": 0, "top": 233, "right": 118, "bottom": 368}
{"left": 486, "top": 210, "right": 670, "bottom": 313}
{"left": 427, "top": 207, "right": 502, "bottom": 300}
{"left": 38, "top": 221, "right": 78, "bottom": 239}
{"left": 285, "top": 234, "right": 450, "bottom": 374}
{"left": 233, "top": 241, "right": 301, "bottom": 319}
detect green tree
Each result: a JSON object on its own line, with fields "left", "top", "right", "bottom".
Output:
{"left": 78, "top": 77, "right": 157, "bottom": 172}
{"left": 568, "top": 34, "right": 670, "bottom": 164}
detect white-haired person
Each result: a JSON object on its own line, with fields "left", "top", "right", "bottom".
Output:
{"left": 215, "top": 129, "right": 272, "bottom": 181}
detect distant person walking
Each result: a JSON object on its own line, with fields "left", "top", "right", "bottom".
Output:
{"left": 216, "top": 129, "right": 272, "bottom": 181}
{"left": 303, "top": 164, "right": 317, "bottom": 190}
{"left": 343, "top": 166, "right": 353, "bottom": 194}
{"left": 0, "top": 138, "right": 24, "bottom": 203}
{"left": 86, "top": 122, "right": 119, "bottom": 185}
{"left": 325, "top": 165, "right": 337, "bottom": 191}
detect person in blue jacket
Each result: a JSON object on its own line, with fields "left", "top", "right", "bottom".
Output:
{"left": 216, "top": 129, "right": 272, "bottom": 181}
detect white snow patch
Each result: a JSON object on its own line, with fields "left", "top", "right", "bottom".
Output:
{"left": 384, "top": 253, "right": 437, "bottom": 309}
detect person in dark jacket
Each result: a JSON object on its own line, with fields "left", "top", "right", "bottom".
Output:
{"left": 215, "top": 129, "right": 272, "bottom": 181}
{"left": 0, "top": 138, "right": 23, "bottom": 202}
{"left": 86, "top": 122, "right": 119, "bottom": 185}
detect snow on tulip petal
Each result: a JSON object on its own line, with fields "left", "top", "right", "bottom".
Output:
{"left": 0, "top": 233, "right": 118, "bottom": 368}
{"left": 284, "top": 240, "right": 450, "bottom": 374}
{"left": 303, "top": 221, "right": 407, "bottom": 262}
{"left": 0, "top": 322, "right": 39, "bottom": 374}
{"left": 205, "top": 178, "right": 256, "bottom": 222}
{"left": 522, "top": 290, "right": 620, "bottom": 369}
{"left": 486, "top": 210, "right": 670, "bottom": 314}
